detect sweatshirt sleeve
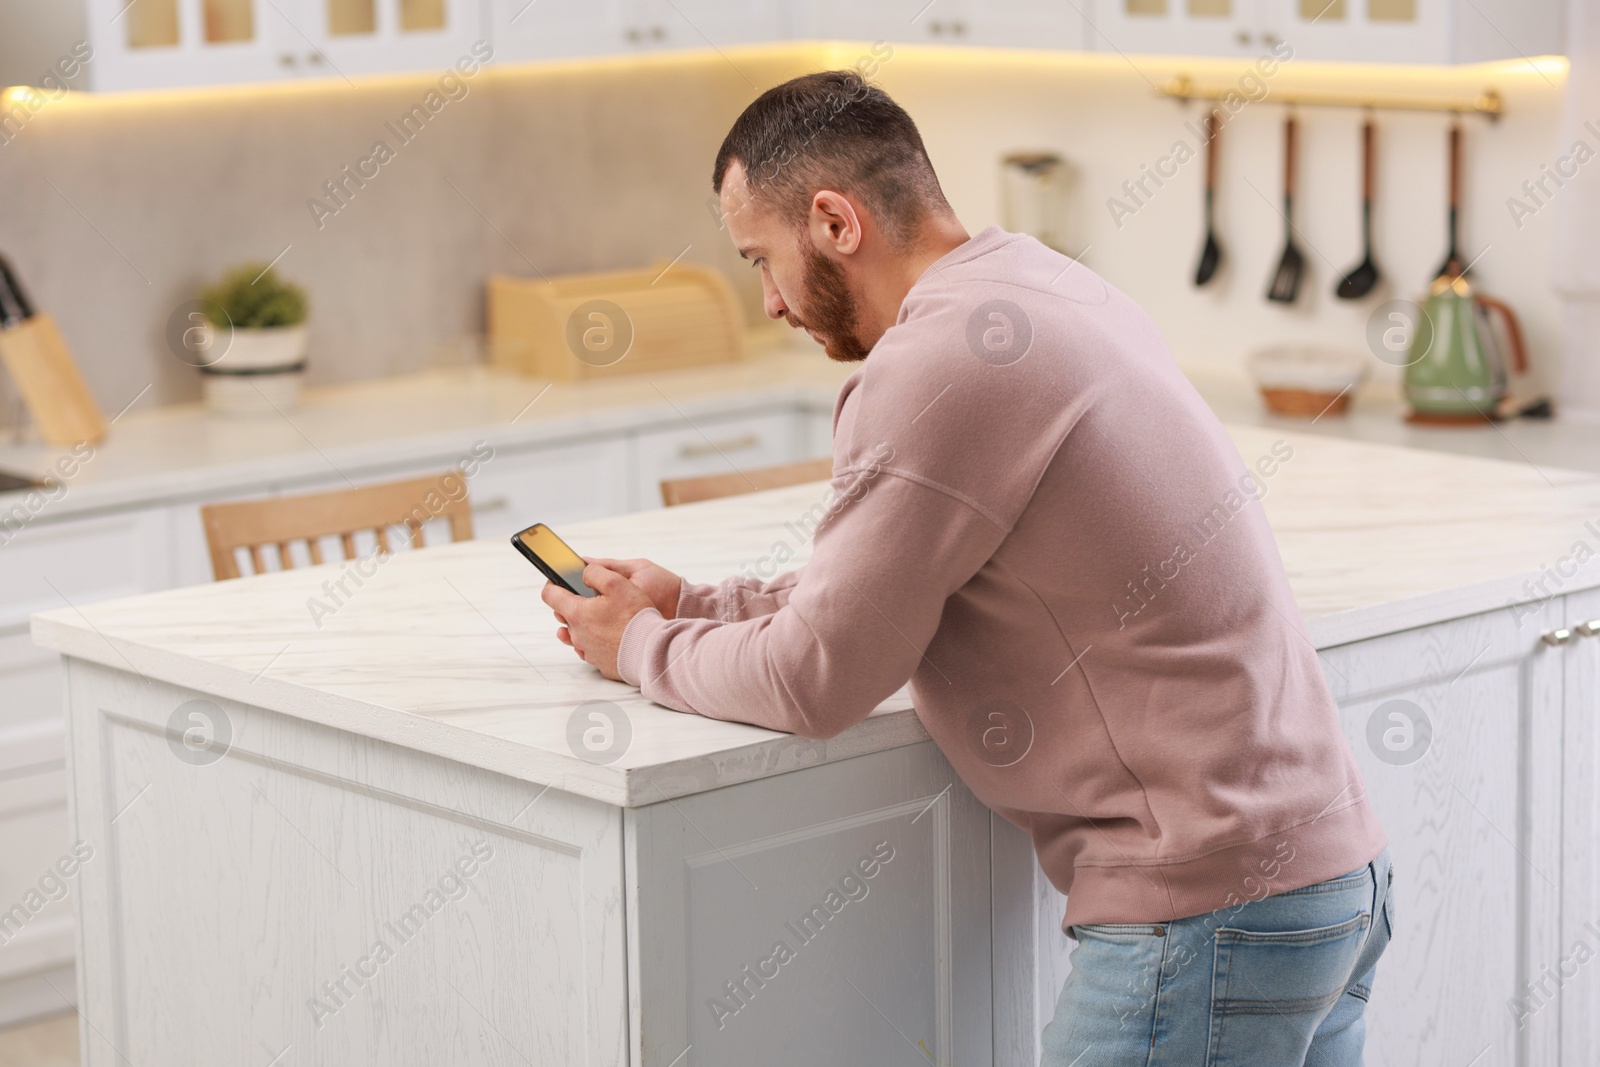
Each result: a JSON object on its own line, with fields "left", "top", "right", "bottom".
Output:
{"left": 675, "top": 569, "right": 804, "bottom": 623}
{"left": 616, "top": 471, "right": 1009, "bottom": 739}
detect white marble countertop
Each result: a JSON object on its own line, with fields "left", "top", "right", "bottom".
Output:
{"left": 0, "top": 340, "right": 850, "bottom": 521}
{"left": 32, "top": 423, "right": 1600, "bottom": 807}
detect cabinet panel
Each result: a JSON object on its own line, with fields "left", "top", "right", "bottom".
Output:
{"left": 463, "top": 436, "right": 634, "bottom": 540}
{"left": 645, "top": 0, "right": 788, "bottom": 49}
{"left": 1259, "top": 0, "right": 1449, "bottom": 63}
{"left": 292, "top": 0, "right": 486, "bottom": 76}
{"left": 1092, "top": 0, "right": 1265, "bottom": 58}
{"left": 66, "top": 662, "right": 629, "bottom": 1066}
{"left": 87, "top": 0, "right": 287, "bottom": 90}
{"left": 0, "top": 508, "right": 173, "bottom": 633}
{"left": 487, "top": 0, "right": 632, "bottom": 61}
{"left": 631, "top": 409, "right": 800, "bottom": 509}
{"left": 628, "top": 741, "right": 993, "bottom": 1067}
{"left": 1561, "top": 587, "right": 1600, "bottom": 1067}
{"left": 1319, "top": 604, "right": 1564, "bottom": 1067}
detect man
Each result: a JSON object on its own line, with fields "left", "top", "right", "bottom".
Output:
{"left": 543, "top": 70, "right": 1392, "bottom": 1066}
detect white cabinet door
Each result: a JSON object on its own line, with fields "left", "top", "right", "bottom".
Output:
{"left": 461, "top": 436, "right": 634, "bottom": 541}
{"left": 798, "top": 0, "right": 957, "bottom": 44}
{"left": 1560, "top": 588, "right": 1600, "bottom": 1067}
{"left": 1092, "top": 0, "right": 1265, "bottom": 58}
{"left": 630, "top": 409, "right": 802, "bottom": 510}
{"left": 86, "top": 0, "right": 485, "bottom": 90}
{"left": 486, "top": 0, "right": 633, "bottom": 60}
{"left": 641, "top": 0, "right": 788, "bottom": 49}
{"left": 965, "top": 0, "right": 1088, "bottom": 50}
{"left": 628, "top": 741, "right": 994, "bottom": 1066}
{"left": 86, "top": 0, "right": 288, "bottom": 90}
{"left": 284, "top": 0, "right": 487, "bottom": 77}
{"left": 1319, "top": 604, "right": 1565, "bottom": 1067}
{"left": 1259, "top": 0, "right": 1450, "bottom": 64}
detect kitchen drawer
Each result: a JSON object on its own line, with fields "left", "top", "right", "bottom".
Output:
{"left": 0, "top": 508, "right": 173, "bottom": 632}
{"left": 631, "top": 410, "right": 802, "bottom": 509}
{"left": 0, "top": 634, "right": 65, "bottom": 738}
{"left": 465, "top": 437, "right": 634, "bottom": 541}
{"left": 0, "top": 762, "right": 74, "bottom": 983}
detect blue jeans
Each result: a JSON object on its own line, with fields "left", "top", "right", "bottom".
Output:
{"left": 1041, "top": 849, "right": 1393, "bottom": 1067}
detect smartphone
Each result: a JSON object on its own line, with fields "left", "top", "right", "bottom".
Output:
{"left": 511, "top": 523, "right": 599, "bottom": 597}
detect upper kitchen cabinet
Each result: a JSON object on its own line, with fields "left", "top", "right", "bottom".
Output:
{"left": 1092, "top": 0, "right": 1563, "bottom": 64}
{"left": 82, "top": 0, "right": 486, "bottom": 91}
{"left": 794, "top": 0, "right": 1087, "bottom": 50}
{"left": 487, "top": 0, "right": 787, "bottom": 63}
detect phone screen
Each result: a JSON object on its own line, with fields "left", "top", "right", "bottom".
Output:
{"left": 511, "top": 523, "right": 599, "bottom": 597}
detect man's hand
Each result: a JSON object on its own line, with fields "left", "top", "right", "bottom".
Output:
{"left": 583, "top": 558, "right": 682, "bottom": 619}
{"left": 541, "top": 561, "right": 663, "bottom": 681}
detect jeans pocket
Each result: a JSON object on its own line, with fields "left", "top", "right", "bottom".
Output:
{"left": 1207, "top": 913, "right": 1370, "bottom": 1067}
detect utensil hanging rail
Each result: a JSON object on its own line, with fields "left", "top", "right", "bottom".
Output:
{"left": 1160, "top": 76, "right": 1504, "bottom": 120}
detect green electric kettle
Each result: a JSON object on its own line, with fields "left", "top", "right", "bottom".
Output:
{"left": 1404, "top": 273, "right": 1528, "bottom": 423}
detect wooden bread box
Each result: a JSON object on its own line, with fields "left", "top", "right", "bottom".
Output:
{"left": 486, "top": 262, "right": 744, "bottom": 380}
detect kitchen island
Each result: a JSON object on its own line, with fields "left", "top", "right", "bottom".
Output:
{"left": 31, "top": 424, "right": 1600, "bottom": 1067}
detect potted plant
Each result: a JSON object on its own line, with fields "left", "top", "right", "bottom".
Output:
{"left": 196, "top": 263, "right": 309, "bottom": 415}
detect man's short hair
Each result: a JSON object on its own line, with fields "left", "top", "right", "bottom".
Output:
{"left": 712, "top": 71, "right": 949, "bottom": 245}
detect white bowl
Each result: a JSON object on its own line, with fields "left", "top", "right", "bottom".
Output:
{"left": 1247, "top": 345, "right": 1368, "bottom": 393}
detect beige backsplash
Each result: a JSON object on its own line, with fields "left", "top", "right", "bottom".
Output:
{"left": 0, "top": 42, "right": 1567, "bottom": 423}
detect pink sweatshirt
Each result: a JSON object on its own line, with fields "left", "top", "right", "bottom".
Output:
{"left": 618, "top": 226, "right": 1386, "bottom": 927}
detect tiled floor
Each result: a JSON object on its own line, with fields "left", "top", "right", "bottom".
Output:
{"left": 0, "top": 1013, "right": 77, "bottom": 1067}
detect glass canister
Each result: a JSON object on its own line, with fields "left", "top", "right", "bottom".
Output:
{"left": 1000, "top": 151, "right": 1078, "bottom": 256}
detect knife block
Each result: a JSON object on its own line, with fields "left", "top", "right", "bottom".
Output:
{"left": 0, "top": 313, "right": 107, "bottom": 446}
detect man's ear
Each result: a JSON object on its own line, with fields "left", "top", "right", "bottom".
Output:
{"left": 809, "top": 190, "right": 862, "bottom": 256}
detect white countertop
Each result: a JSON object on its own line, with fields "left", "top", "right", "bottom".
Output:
{"left": 32, "top": 423, "right": 1600, "bottom": 807}
{"left": 0, "top": 343, "right": 851, "bottom": 520}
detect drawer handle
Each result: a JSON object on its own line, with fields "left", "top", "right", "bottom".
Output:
{"left": 679, "top": 433, "right": 760, "bottom": 459}
{"left": 473, "top": 496, "right": 512, "bottom": 514}
{"left": 1543, "top": 628, "right": 1576, "bottom": 647}
{"left": 1576, "top": 620, "right": 1600, "bottom": 638}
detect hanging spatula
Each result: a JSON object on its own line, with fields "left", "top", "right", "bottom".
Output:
{"left": 1434, "top": 122, "right": 1467, "bottom": 282}
{"left": 1267, "top": 114, "right": 1305, "bottom": 304}
{"left": 1194, "top": 111, "right": 1224, "bottom": 287}
{"left": 1336, "top": 118, "right": 1382, "bottom": 300}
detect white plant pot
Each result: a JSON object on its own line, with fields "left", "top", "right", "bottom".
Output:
{"left": 200, "top": 324, "right": 308, "bottom": 416}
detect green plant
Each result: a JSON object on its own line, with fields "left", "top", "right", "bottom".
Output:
{"left": 199, "top": 263, "right": 308, "bottom": 329}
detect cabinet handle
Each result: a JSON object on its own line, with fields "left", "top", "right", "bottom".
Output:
{"left": 1543, "top": 628, "right": 1576, "bottom": 647}
{"left": 679, "top": 433, "right": 760, "bottom": 458}
{"left": 624, "top": 26, "right": 643, "bottom": 42}
{"left": 1263, "top": 32, "right": 1281, "bottom": 46}
{"left": 651, "top": 24, "right": 667, "bottom": 40}
{"left": 1576, "top": 620, "right": 1600, "bottom": 638}
{"left": 951, "top": 20, "right": 967, "bottom": 35}
{"left": 474, "top": 496, "right": 511, "bottom": 514}
{"left": 1236, "top": 30, "right": 1253, "bottom": 45}
{"left": 928, "top": 20, "right": 944, "bottom": 34}
{"left": 307, "top": 52, "right": 324, "bottom": 65}
{"left": 279, "top": 52, "right": 298, "bottom": 67}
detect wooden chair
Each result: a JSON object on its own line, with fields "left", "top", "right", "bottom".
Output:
{"left": 660, "top": 457, "right": 833, "bottom": 507}
{"left": 200, "top": 471, "right": 475, "bottom": 581}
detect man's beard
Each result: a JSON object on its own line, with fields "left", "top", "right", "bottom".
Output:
{"left": 786, "top": 245, "right": 870, "bottom": 363}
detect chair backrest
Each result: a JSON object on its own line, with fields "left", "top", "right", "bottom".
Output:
{"left": 660, "top": 457, "right": 833, "bottom": 507}
{"left": 200, "top": 471, "right": 475, "bottom": 581}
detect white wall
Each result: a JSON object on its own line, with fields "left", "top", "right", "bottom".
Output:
{"left": 870, "top": 45, "right": 1567, "bottom": 398}
{"left": 0, "top": 41, "right": 1569, "bottom": 422}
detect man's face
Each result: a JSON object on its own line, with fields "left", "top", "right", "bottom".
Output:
{"left": 720, "top": 162, "right": 869, "bottom": 363}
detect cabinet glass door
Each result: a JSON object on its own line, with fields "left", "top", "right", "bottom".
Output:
{"left": 287, "top": 0, "right": 485, "bottom": 77}
{"left": 1094, "top": 0, "right": 1268, "bottom": 58}
{"left": 89, "top": 0, "right": 284, "bottom": 90}
{"left": 1257, "top": 0, "right": 1448, "bottom": 62}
